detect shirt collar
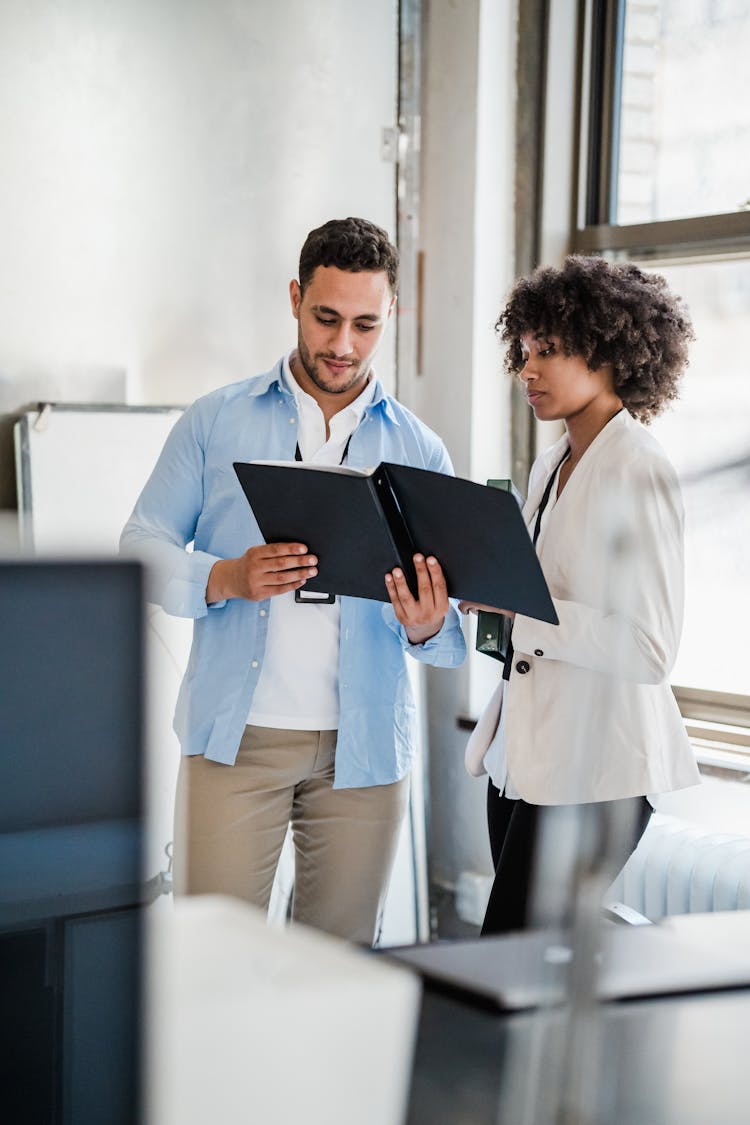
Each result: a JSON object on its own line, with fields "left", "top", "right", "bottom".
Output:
{"left": 539, "top": 406, "right": 630, "bottom": 472}
{"left": 246, "top": 358, "right": 286, "bottom": 397}
{"left": 281, "top": 349, "right": 378, "bottom": 425}
{"left": 247, "top": 353, "right": 399, "bottom": 425}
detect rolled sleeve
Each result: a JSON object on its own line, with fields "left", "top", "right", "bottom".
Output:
{"left": 382, "top": 603, "right": 466, "bottom": 668}
{"left": 159, "top": 549, "right": 223, "bottom": 618}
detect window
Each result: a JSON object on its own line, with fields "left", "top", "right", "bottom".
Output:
{"left": 616, "top": 1, "right": 750, "bottom": 224}
{"left": 649, "top": 258, "right": 750, "bottom": 699}
{"left": 574, "top": 0, "right": 750, "bottom": 759}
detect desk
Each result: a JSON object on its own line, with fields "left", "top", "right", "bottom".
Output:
{"left": 404, "top": 954, "right": 750, "bottom": 1123}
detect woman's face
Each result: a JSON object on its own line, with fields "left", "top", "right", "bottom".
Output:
{"left": 518, "top": 332, "right": 617, "bottom": 423}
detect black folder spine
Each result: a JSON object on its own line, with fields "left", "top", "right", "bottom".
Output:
{"left": 370, "top": 467, "right": 419, "bottom": 595}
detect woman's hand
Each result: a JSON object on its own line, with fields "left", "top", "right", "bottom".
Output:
{"left": 385, "top": 554, "right": 449, "bottom": 645}
{"left": 458, "top": 600, "right": 515, "bottom": 621}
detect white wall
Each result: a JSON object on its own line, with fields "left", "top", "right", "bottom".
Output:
{"left": 0, "top": 0, "right": 397, "bottom": 407}
{"left": 0, "top": 0, "right": 525, "bottom": 904}
{"left": 0, "top": 0, "right": 400, "bottom": 905}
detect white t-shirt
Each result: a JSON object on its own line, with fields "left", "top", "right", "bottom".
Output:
{"left": 247, "top": 352, "right": 376, "bottom": 731}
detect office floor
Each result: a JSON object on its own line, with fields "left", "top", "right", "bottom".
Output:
{"left": 430, "top": 884, "right": 480, "bottom": 941}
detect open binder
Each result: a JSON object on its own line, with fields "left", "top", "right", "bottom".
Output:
{"left": 233, "top": 460, "right": 558, "bottom": 624}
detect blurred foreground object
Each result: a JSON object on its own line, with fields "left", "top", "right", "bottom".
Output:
{"left": 146, "top": 895, "right": 421, "bottom": 1125}
{"left": 0, "top": 559, "right": 145, "bottom": 1124}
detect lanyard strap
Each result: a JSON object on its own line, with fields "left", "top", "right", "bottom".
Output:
{"left": 502, "top": 446, "right": 570, "bottom": 681}
{"left": 295, "top": 432, "right": 353, "bottom": 465}
{"left": 292, "top": 433, "right": 354, "bottom": 605}
{"left": 532, "top": 446, "right": 571, "bottom": 546}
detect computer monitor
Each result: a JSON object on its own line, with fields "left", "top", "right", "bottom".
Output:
{"left": 0, "top": 559, "right": 143, "bottom": 833}
{"left": 0, "top": 559, "right": 145, "bottom": 1124}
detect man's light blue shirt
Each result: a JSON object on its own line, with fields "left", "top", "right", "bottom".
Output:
{"left": 121, "top": 358, "right": 466, "bottom": 788}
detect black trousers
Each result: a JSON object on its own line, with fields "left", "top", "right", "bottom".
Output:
{"left": 481, "top": 782, "right": 652, "bottom": 937}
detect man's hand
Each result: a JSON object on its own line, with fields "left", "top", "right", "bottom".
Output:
{"left": 206, "top": 543, "right": 318, "bottom": 604}
{"left": 458, "top": 600, "right": 515, "bottom": 621}
{"left": 385, "top": 554, "right": 449, "bottom": 645}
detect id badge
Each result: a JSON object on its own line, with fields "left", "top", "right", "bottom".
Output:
{"left": 294, "top": 589, "right": 336, "bottom": 604}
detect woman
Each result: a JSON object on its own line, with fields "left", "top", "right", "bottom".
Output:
{"left": 461, "top": 255, "right": 700, "bottom": 936}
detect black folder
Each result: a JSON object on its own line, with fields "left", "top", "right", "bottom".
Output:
{"left": 232, "top": 460, "right": 558, "bottom": 624}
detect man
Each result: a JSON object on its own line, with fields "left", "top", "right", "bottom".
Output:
{"left": 121, "top": 217, "right": 465, "bottom": 944}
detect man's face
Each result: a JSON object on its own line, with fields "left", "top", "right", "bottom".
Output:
{"left": 289, "top": 265, "right": 395, "bottom": 402}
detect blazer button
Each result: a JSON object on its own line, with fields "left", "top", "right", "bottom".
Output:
{"left": 515, "top": 660, "right": 530, "bottom": 675}
{"left": 534, "top": 649, "right": 543, "bottom": 657}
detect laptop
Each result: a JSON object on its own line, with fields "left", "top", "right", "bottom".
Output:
{"left": 385, "top": 911, "right": 750, "bottom": 1011}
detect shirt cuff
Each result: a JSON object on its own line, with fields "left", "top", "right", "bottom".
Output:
{"left": 160, "top": 551, "right": 223, "bottom": 618}
{"left": 381, "top": 603, "right": 466, "bottom": 666}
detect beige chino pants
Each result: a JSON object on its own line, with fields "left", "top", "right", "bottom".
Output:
{"left": 173, "top": 725, "right": 409, "bottom": 945}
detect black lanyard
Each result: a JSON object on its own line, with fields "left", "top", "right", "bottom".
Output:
{"left": 293, "top": 433, "right": 354, "bottom": 603}
{"left": 294, "top": 433, "right": 353, "bottom": 465}
{"left": 532, "top": 446, "right": 570, "bottom": 546}
{"left": 502, "top": 447, "right": 570, "bottom": 681}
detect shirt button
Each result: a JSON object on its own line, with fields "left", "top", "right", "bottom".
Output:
{"left": 251, "top": 660, "right": 259, "bottom": 669}
{"left": 259, "top": 609, "right": 267, "bottom": 617}
{"left": 289, "top": 417, "right": 296, "bottom": 424}
{"left": 534, "top": 649, "right": 543, "bottom": 657}
{"left": 515, "top": 660, "right": 530, "bottom": 675}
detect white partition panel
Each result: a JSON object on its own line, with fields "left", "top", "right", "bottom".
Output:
{"left": 14, "top": 405, "right": 190, "bottom": 887}
{"left": 16, "top": 401, "right": 427, "bottom": 942}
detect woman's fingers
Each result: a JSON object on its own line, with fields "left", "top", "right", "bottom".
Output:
{"left": 459, "top": 599, "right": 513, "bottom": 617}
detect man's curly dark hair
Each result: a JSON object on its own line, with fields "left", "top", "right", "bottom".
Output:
{"left": 299, "top": 217, "right": 399, "bottom": 295}
{"left": 496, "top": 255, "right": 694, "bottom": 423}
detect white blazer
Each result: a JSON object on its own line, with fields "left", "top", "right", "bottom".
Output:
{"left": 467, "top": 409, "right": 700, "bottom": 805}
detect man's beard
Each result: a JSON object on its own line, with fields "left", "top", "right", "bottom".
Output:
{"left": 297, "top": 335, "right": 367, "bottom": 396}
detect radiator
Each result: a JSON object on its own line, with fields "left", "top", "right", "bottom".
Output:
{"left": 608, "top": 813, "right": 750, "bottom": 920}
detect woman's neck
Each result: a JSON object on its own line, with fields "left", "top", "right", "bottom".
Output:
{"left": 564, "top": 394, "right": 623, "bottom": 465}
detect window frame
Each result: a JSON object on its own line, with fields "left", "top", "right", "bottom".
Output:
{"left": 578, "top": 0, "right": 750, "bottom": 252}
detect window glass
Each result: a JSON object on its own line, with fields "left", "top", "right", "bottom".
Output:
{"left": 616, "top": 0, "right": 750, "bottom": 224}
{"left": 647, "top": 258, "right": 750, "bottom": 695}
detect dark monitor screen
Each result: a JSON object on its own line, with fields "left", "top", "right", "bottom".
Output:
{"left": 0, "top": 559, "right": 145, "bottom": 1124}
{"left": 0, "top": 559, "right": 143, "bottom": 832}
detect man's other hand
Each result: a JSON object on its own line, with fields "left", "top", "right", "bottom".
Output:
{"left": 385, "top": 554, "right": 449, "bottom": 645}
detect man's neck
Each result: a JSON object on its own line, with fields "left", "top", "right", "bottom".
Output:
{"left": 288, "top": 351, "right": 373, "bottom": 431}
